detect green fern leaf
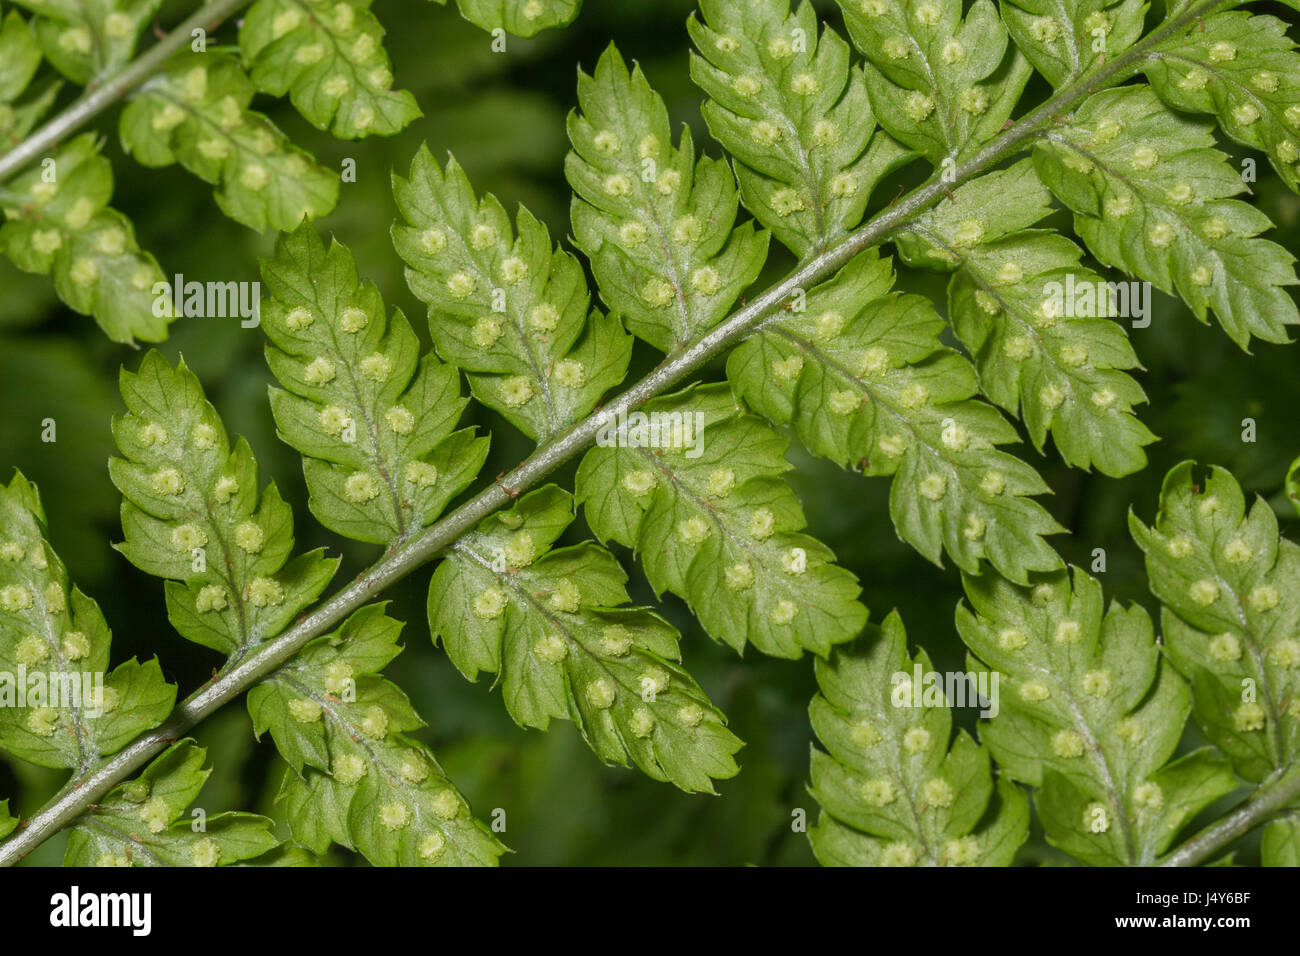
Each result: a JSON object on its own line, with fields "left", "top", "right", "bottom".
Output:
{"left": 250, "top": 844, "right": 322, "bottom": 866}
{"left": 566, "top": 44, "right": 769, "bottom": 353}
{"left": 428, "top": 485, "right": 743, "bottom": 792}
{"left": 10, "top": 0, "right": 159, "bottom": 85}
{"left": 0, "top": 6, "right": 41, "bottom": 102}
{"left": 808, "top": 610, "right": 1029, "bottom": 866}
{"left": 454, "top": 0, "right": 581, "bottom": 37}
{"left": 120, "top": 50, "right": 339, "bottom": 232}
{"left": 0, "top": 5, "right": 62, "bottom": 153}
{"left": 0, "top": 134, "right": 172, "bottom": 344}
{"left": 1033, "top": 85, "right": 1300, "bottom": 348}
{"left": 63, "top": 740, "right": 279, "bottom": 867}
{"left": 1002, "top": 0, "right": 1147, "bottom": 88}
{"left": 1131, "top": 461, "right": 1300, "bottom": 782}
{"left": 0, "top": 81, "right": 58, "bottom": 153}
{"left": 0, "top": 4, "right": 61, "bottom": 151}
{"left": 0, "top": 471, "right": 176, "bottom": 771}
{"left": 833, "top": 0, "right": 1032, "bottom": 162}
{"left": 249, "top": 603, "right": 399, "bottom": 775}
{"left": 576, "top": 382, "right": 867, "bottom": 658}
{"left": 893, "top": 159, "right": 1057, "bottom": 269}
{"left": 240, "top": 0, "right": 421, "bottom": 139}
{"left": 728, "top": 248, "right": 1063, "bottom": 584}
{"left": 1262, "top": 817, "right": 1300, "bottom": 866}
{"left": 0, "top": 100, "right": 58, "bottom": 164}
{"left": 261, "top": 605, "right": 506, "bottom": 866}
{"left": 393, "top": 147, "right": 631, "bottom": 441}
{"left": 1140, "top": 11, "right": 1300, "bottom": 193}
{"left": 895, "top": 161, "right": 1156, "bottom": 476}
{"left": 688, "top": 0, "right": 911, "bottom": 259}
{"left": 957, "top": 567, "right": 1237, "bottom": 865}
{"left": 109, "top": 351, "right": 339, "bottom": 659}
{"left": 0, "top": 799, "right": 15, "bottom": 840}
{"left": 261, "top": 223, "right": 489, "bottom": 544}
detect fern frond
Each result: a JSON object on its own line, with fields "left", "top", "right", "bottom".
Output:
{"left": 0, "top": 134, "right": 172, "bottom": 344}
{"left": 576, "top": 382, "right": 867, "bottom": 658}
{"left": 566, "top": 45, "right": 770, "bottom": 353}
{"left": 0, "top": 471, "right": 176, "bottom": 771}
{"left": 258, "top": 605, "right": 506, "bottom": 866}
{"left": 1131, "top": 461, "right": 1300, "bottom": 782}
{"left": 895, "top": 161, "right": 1156, "bottom": 476}
{"left": 688, "top": 0, "right": 910, "bottom": 259}
{"left": 1140, "top": 11, "right": 1300, "bottom": 194}
{"left": 121, "top": 50, "right": 340, "bottom": 232}
{"left": 9, "top": 0, "right": 159, "bottom": 85}
{"left": 110, "top": 351, "right": 339, "bottom": 659}
{"left": 834, "top": 0, "right": 1032, "bottom": 162}
{"left": 63, "top": 740, "right": 279, "bottom": 867}
{"left": 239, "top": 0, "right": 420, "bottom": 139}
{"left": 1033, "top": 85, "right": 1300, "bottom": 348}
{"left": 728, "top": 248, "right": 1064, "bottom": 584}
{"left": 957, "top": 567, "right": 1237, "bottom": 865}
{"left": 429, "top": 485, "right": 743, "bottom": 792}
{"left": 808, "top": 611, "right": 1029, "bottom": 866}
{"left": 393, "top": 146, "right": 631, "bottom": 441}
{"left": 261, "top": 224, "right": 489, "bottom": 544}
{"left": 1001, "top": 0, "right": 1147, "bottom": 88}
{"left": 453, "top": 0, "right": 582, "bottom": 37}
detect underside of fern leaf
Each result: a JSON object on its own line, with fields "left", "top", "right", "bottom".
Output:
{"left": 0, "top": 471, "right": 176, "bottom": 772}
{"left": 957, "top": 566, "right": 1237, "bottom": 865}
{"left": 1034, "top": 85, "right": 1299, "bottom": 349}
{"left": 239, "top": 0, "right": 422, "bottom": 140}
{"left": 809, "top": 610, "right": 1029, "bottom": 866}
{"left": 428, "top": 485, "right": 743, "bottom": 792}
{"left": 262, "top": 223, "right": 489, "bottom": 544}
{"left": 3, "top": 0, "right": 1300, "bottom": 874}
{"left": 110, "top": 351, "right": 340, "bottom": 660}
{"left": 689, "top": 0, "right": 911, "bottom": 258}
{"left": 1131, "top": 461, "right": 1300, "bottom": 783}
{"left": 577, "top": 382, "right": 868, "bottom": 658}
{"left": 567, "top": 45, "right": 770, "bottom": 353}
{"left": 394, "top": 146, "right": 632, "bottom": 441}
{"left": 64, "top": 740, "right": 278, "bottom": 867}
{"left": 728, "top": 248, "right": 1064, "bottom": 583}
{"left": 256, "top": 604, "right": 506, "bottom": 866}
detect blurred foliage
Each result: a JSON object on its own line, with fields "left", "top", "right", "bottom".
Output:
{"left": 1, "top": 0, "right": 1297, "bottom": 865}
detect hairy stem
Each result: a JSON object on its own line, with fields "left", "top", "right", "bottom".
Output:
{"left": 1160, "top": 766, "right": 1300, "bottom": 867}
{"left": 0, "top": 0, "right": 252, "bottom": 183}
{"left": 0, "top": 0, "right": 1228, "bottom": 866}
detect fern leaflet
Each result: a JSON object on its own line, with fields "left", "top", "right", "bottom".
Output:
{"left": 110, "top": 352, "right": 339, "bottom": 660}
{"left": 809, "top": 610, "right": 1029, "bottom": 866}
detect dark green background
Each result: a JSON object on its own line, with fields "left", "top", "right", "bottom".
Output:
{"left": 1, "top": 0, "right": 1297, "bottom": 865}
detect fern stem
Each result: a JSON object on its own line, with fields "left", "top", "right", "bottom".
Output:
{"left": 0, "top": 0, "right": 252, "bottom": 184}
{"left": 1161, "top": 766, "right": 1300, "bottom": 867}
{"left": 0, "top": 0, "right": 1231, "bottom": 866}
